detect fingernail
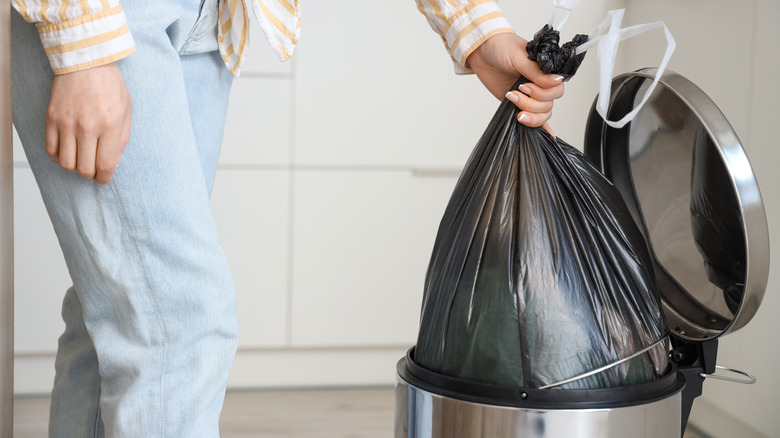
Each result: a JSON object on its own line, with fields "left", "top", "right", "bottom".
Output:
{"left": 505, "top": 91, "right": 519, "bottom": 103}
{"left": 518, "top": 114, "right": 528, "bottom": 123}
{"left": 518, "top": 84, "right": 531, "bottom": 95}
{"left": 549, "top": 74, "right": 564, "bottom": 82}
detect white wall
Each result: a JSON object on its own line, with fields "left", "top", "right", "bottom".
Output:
{"left": 623, "top": 1, "right": 779, "bottom": 437}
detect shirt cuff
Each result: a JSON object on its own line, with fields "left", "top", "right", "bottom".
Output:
{"left": 36, "top": 4, "right": 136, "bottom": 75}
{"left": 443, "top": 3, "right": 514, "bottom": 74}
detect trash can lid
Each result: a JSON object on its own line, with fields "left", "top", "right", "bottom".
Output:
{"left": 584, "top": 68, "right": 769, "bottom": 341}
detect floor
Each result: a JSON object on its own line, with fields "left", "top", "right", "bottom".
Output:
{"left": 14, "top": 388, "right": 708, "bottom": 437}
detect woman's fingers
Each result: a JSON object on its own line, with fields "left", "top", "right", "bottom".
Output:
{"left": 44, "top": 120, "right": 60, "bottom": 162}
{"left": 95, "top": 131, "right": 124, "bottom": 185}
{"left": 505, "top": 90, "right": 554, "bottom": 127}
{"left": 120, "top": 105, "right": 132, "bottom": 149}
{"left": 57, "top": 133, "right": 78, "bottom": 171}
{"left": 505, "top": 91, "right": 554, "bottom": 114}
{"left": 76, "top": 133, "right": 98, "bottom": 180}
{"left": 517, "top": 110, "right": 553, "bottom": 128}
{"left": 518, "top": 82, "right": 565, "bottom": 102}
{"left": 512, "top": 51, "right": 566, "bottom": 89}
{"left": 44, "top": 116, "right": 126, "bottom": 184}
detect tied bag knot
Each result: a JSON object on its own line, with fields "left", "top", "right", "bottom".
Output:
{"left": 526, "top": 24, "right": 589, "bottom": 79}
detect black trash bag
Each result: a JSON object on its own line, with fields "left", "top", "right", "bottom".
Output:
{"left": 690, "top": 126, "right": 746, "bottom": 315}
{"left": 415, "top": 25, "right": 669, "bottom": 390}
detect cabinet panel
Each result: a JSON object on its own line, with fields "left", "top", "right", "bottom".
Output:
{"left": 291, "top": 170, "right": 457, "bottom": 346}
{"left": 211, "top": 169, "right": 290, "bottom": 347}
{"left": 14, "top": 168, "right": 69, "bottom": 354}
{"left": 293, "top": 0, "right": 495, "bottom": 168}
{"left": 240, "top": 18, "right": 294, "bottom": 76}
{"left": 221, "top": 78, "right": 291, "bottom": 166}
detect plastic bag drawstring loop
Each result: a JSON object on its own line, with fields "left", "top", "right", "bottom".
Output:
{"left": 548, "top": 0, "right": 581, "bottom": 31}
{"left": 551, "top": 3, "right": 676, "bottom": 129}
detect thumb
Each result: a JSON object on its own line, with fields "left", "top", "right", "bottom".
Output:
{"left": 513, "top": 53, "right": 564, "bottom": 89}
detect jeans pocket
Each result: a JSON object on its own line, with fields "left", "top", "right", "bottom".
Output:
{"left": 179, "top": 0, "right": 220, "bottom": 55}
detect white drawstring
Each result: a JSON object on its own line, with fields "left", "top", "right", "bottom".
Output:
{"left": 547, "top": 3, "right": 676, "bottom": 129}
{"left": 548, "top": 0, "right": 581, "bottom": 31}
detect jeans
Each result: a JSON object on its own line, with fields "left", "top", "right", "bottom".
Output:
{"left": 11, "top": 0, "right": 239, "bottom": 435}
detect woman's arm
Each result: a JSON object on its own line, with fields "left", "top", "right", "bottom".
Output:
{"left": 12, "top": 1, "right": 135, "bottom": 183}
{"left": 416, "top": 0, "right": 564, "bottom": 134}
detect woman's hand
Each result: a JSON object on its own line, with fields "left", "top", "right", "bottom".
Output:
{"left": 467, "top": 33, "right": 565, "bottom": 136}
{"left": 46, "top": 62, "right": 132, "bottom": 185}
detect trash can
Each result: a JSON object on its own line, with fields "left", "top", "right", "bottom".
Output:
{"left": 394, "top": 68, "right": 769, "bottom": 438}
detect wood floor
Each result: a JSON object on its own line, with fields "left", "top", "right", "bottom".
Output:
{"left": 14, "top": 388, "right": 395, "bottom": 437}
{"left": 14, "top": 387, "right": 708, "bottom": 437}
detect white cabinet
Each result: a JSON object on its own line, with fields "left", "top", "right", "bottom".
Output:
{"left": 14, "top": 168, "right": 69, "bottom": 354}
{"left": 240, "top": 16, "right": 294, "bottom": 76}
{"left": 293, "top": 0, "right": 496, "bottom": 168}
{"left": 221, "top": 78, "right": 292, "bottom": 166}
{"left": 290, "top": 169, "right": 457, "bottom": 347}
{"left": 211, "top": 169, "right": 290, "bottom": 348}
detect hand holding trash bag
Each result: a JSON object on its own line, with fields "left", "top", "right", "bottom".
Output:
{"left": 415, "top": 24, "right": 670, "bottom": 390}
{"left": 468, "top": 32, "right": 566, "bottom": 136}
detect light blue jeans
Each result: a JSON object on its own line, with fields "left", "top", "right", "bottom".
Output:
{"left": 11, "top": 0, "right": 239, "bottom": 436}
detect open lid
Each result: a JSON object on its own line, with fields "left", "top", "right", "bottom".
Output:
{"left": 584, "top": 68, "right": 770, "bottom": 342}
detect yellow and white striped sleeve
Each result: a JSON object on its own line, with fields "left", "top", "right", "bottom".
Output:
{"left": 12, "top": 0, "right": 135, "bottom": 75}
{"left": 416, "top": 0, "right": 514, "bottom": 74}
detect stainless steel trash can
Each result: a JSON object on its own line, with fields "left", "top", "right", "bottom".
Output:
{"left": 395, "top": 69, "right": 769, "bottom": 438}
{"left": 396, "top": 348, "right": 684, "bottom": 438}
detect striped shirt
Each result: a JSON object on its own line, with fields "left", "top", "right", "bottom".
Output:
{"left": 416, "top": 0, "right": 514, "bottom": 74}
{"left": 11, "top": 0, "right": 136, "bottom": 75}
{"left": 11, "top": 0, "right": 511, "bottom": 77}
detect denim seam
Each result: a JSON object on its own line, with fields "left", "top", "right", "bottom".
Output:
{"left": 93, "top": 404, "right": 101, "bottom": 438}
{"left": 178, "top": 18, "right": 203, "bottom": 54}
{"left": 109, "top": 182, "right": 169, "bottom": 437}
{"left": 179, "top": 0, "right": 210, "bottom": 54}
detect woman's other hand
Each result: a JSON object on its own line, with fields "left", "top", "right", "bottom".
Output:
{"left": 46, "top": 62, "right": 132, "bottom": 185}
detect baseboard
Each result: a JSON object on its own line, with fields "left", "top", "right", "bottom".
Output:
{"left": 14, "top": 346, "right": 409, "bottom": 396}
{"left": 14, "top": 354, "right": 56, "bottom": 396}
{"left": 688, "top": 397, "right": 768, "bottom": 438}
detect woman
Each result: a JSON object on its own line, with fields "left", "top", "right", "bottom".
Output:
{"left": 10, "top": 0, "right": 564, "bottom": 435}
